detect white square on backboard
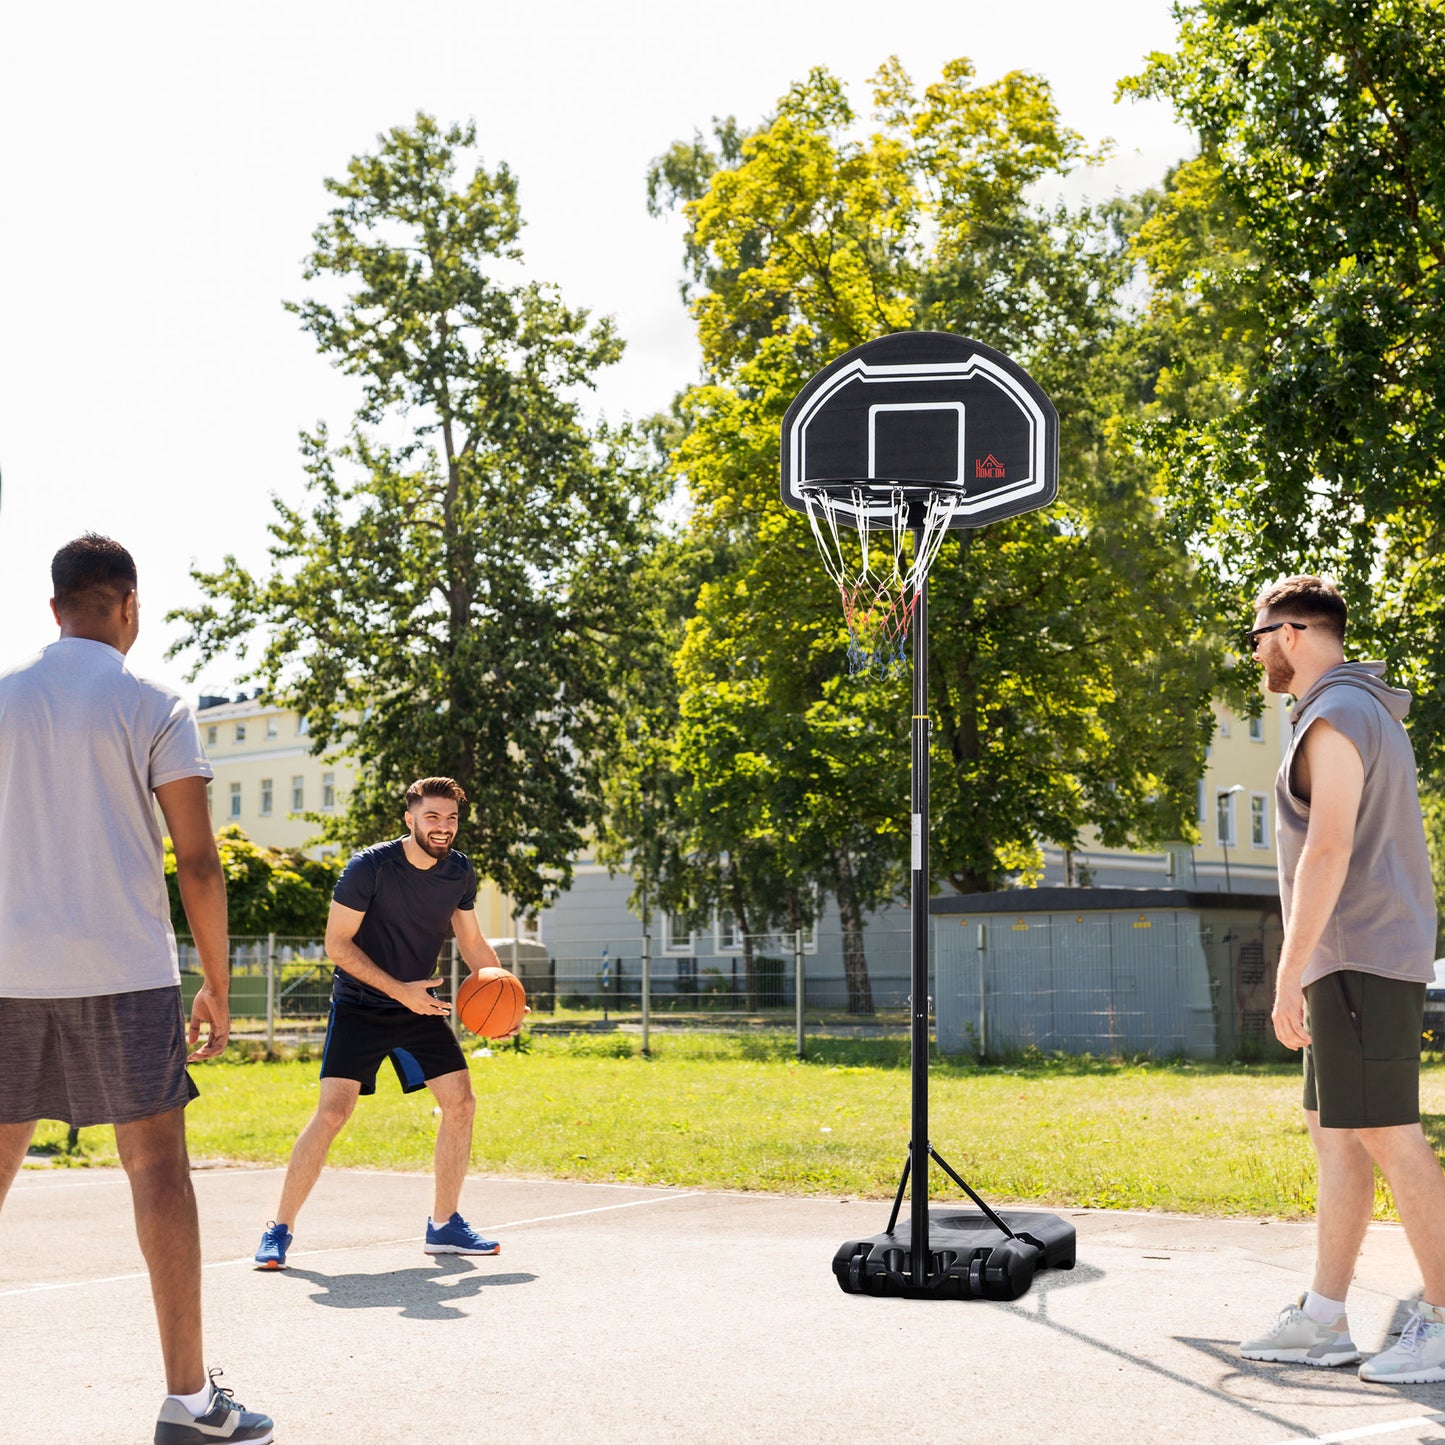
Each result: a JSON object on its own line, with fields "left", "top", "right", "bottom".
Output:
{"left": 868, "top": 401, "right": 966, "bottom": 483}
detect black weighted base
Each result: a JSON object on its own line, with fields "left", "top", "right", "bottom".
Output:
{"left": 833, "top": 1209, "right": 1076, "bottom": 1300}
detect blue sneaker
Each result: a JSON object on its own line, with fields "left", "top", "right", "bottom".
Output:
{"left": 425, "top": 1213, "right": 500, "bottom": 1256}
{"left": 154, "top": 1368, "right": 273, "bottom": 1443}
{"left": 253, "top": 1221, "right": 292, "bottom": 1270}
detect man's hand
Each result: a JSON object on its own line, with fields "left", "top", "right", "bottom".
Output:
{"left": 495, "top": 1004, "right": 531, "bottom": 1041}
{"left": 188, "top": 982, "right": 231, "bottom": 1061}
{"left": 1272, "top": 972, "right": 1311, "bottom": 1051}
{"left": 399, "top": 976, "right": 451, "bottom": 1016}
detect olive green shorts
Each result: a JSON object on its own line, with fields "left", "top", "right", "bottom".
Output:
{"left": 1302, "top": 969, "right": 1425, "bottom": 1129}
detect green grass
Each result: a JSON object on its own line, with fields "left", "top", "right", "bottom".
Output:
{"left": 28, "top": 1035, "right": 1445, "bottom": 1220}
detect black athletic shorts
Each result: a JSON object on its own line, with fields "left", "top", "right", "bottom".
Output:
{"left": 319, "top": 999, "right": 468, "bottom": 1095}
{"left": 1303, "top": 969, "right": 1426, "bottom": 1129}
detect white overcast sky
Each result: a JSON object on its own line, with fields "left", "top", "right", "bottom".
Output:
{"left": 0, "top": 0, "right": 1194, "bottom": 700}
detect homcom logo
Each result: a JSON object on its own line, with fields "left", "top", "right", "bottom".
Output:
{"left": 974, "top": 454, "right": 1006, "bottom": 480}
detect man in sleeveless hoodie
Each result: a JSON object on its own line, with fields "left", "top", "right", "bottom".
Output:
{"left": 1238, "top": 576, "right": 1445, "bottom": 1383}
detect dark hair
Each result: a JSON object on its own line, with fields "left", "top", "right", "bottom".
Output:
{"left": 405, "top": 776, "right": 467, "bottom": 810}
{"left": 1253, "top": 574, "right": 1348, "bottom": 642}
{"left": 51, "top": 533, "right": 137, "bottom": 617}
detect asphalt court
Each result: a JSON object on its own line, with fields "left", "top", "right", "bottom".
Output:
{"left": 6, "top": 1166, "right": 1445, "bottom": 1444}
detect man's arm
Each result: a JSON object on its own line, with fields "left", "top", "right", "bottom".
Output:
{"left": 1273, "top": 719, "right": 1364, "bottom": 1050}
{"left": 452, "top": 908, "right": 503, "bottom": 975}
{"left": 324, "top": 900, "right": 451, "bottom": 1015}
{"left": 155, "top": 776, "right": 230, "bottom": 1061}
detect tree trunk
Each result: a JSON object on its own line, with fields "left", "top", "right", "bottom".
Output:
{"left": 832, "top": 844, "right": 874, "bottom": 1016}
{"left": 725, "top": 855, "right": 755, "bottom": 1010}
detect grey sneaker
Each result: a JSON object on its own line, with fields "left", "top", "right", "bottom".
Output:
{"left": 154, "top": 1369, "right": 273, "bottom": 1444}
{"left": 1240, "top": 1293, "right": 1361, "bottom": 1367}
{"left": 1359, "top": 1300, "right": 1445, "bottom": 1383}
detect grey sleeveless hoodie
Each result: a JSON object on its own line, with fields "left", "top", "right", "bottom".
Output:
{"left": 1276, "top": 660, "right": 1437, "bottom": 987}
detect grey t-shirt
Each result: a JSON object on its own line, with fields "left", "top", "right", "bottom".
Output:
{"left": 0, "top": 638, "right": 213, "bottom": 998}
{"left": 1275, "top": 661, "right": 1436, "bottom": 987}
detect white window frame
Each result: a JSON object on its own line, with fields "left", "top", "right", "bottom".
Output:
{"left": 205, "top": 724, "right": 218, "bottom": 746}
{"left": 228, "top": 782, "right": 242, "bottom": 819}
{"left": 321, "top": 771, "right": 336, "bottom": 811}
{"left": 1216, "top": 790, "right": 1237, "bottom": 848}
{"left": 715, "top": 913, "right": 738, "bottom": 952}
{"left": 234, "top": 723, "right": 246, "bottom": 743}
{"left": 259, "top": 779, "right": 273, "bottom": 817}
{"left": 660, "top": 913, "right": 695, "bottom": 955}
{"left": 291, "top": 775, "right": 305, "bottom": 812}
{"left": 1248, "top": 715, "right": 1265, "bottom": 742}
{"left": 1250, "top": 793, "right": 1269, "bottom": 849}
{"left": 265, "top": 717, "right": 278, "bottom": 739}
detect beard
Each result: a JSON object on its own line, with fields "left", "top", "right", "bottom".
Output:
{"left": 1261, "top": 651, "right": 1295, "bottom": 694}
{"left": 411, "top": 823, "right": 454, "bottom": 859}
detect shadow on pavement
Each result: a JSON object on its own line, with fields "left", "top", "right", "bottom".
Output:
{"left": 281, "top": 1257, "right": 538, "bottom": 1320}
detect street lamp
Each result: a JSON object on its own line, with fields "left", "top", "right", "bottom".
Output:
{"left": 1218, "top": 784, "right": 1245, "bottom": 893}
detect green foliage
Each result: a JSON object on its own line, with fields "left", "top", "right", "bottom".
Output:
{"left": 1124, "top": 0, "right": 1445, "bottom": 763}
{"left": 164, "top": 826, "right": 340, "bottom": 936}
{"left": 642, "top": 59, "right": 1222, "bottom": 911}
{"left": 168, "top": 116, "right": 667, "bottom": 909}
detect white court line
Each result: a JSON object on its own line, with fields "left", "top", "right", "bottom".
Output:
{"left": 0, "top": 1189, "right": 702, "bottom": 1298}
{"left": 1268, "top": 1413, "right": 1445, "bottom": 1444}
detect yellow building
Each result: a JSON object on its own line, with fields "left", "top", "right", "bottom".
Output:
{"left": 197, "top": 693, "right": 523, "bottom": 938}
{"left": 1043, "top": 692, "right": 1290, "bottom": 894}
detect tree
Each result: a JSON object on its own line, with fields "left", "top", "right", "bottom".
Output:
{"left": 169, "top": 115, "right": 666, "bottom": 912}
{"left": 645, "top": 60, "right": 1222, "bottom": 964}
{"left": 1124, "top": 0, "right": 1445, "bottom": 764}
{"left": 164, "top": 827, "right": 340, "bottom": 937}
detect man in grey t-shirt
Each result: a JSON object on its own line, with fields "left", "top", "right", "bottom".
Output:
{"left": 0, "top": 535, "right": 272, "bottom": 1443}
{"left": 1238, "top": 575, "right": 1445, "bottom": 1384}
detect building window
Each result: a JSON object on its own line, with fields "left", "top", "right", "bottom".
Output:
{"left": 661, "top": 914, "right": 694, "bottom": 954}
{"left": 291, "top": 776, "right": 305, "bottom": 812}
{"left": 1251, "top": 794, "right": 1269, "bottom": 848}
{"left": 259, "top": 779, "right": 273, "bottom": 817}
{"left": 1216, "top": 711, "right": 1230, "bottom": 739}
{"left": 322, "top": 771, "right": 336, "bottom": 811}
{"left": 1248, "top": 715, "right": 1265, "bottom": 742}
{"left": 235, "top": 723, "right": 246, "bottom": 743}
{"left": 1217, "top": 790, "right": 1237, "bottom": 847}
{"left": 1196, "top": 780, "right": 1206, "bottom": 826}
{"left": 266, "top": 717, "right": 278, "bottom": 739}
{"left": 205, "top": 725, "right": 218, "bottom": 746}
{"left": 296, "top": 715, "right": 310, "bottom": 737}
{"left": 229, "top": 782, "right": 242, "bottom": 820}
{"left": 716, "top": 914, "right": 739, "bottom": 951}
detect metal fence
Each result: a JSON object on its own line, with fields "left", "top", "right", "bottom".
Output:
{"left": 180, "top": 913, "right": 1286, "bottom": 1060}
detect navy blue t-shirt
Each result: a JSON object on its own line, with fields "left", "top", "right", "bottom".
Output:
{"left": 330, "top": 838, "right": 478, "bottom": 1008}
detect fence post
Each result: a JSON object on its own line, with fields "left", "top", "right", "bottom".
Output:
{"left": 266, "top": 932, "right": 276, "bottom": 1052}
{"left": 449, "top": 937, "right": 460, "bottom": 1038}
{"left": 976, "top": 922, "right": 988, "bottom": 1059}
{"left": 794, "top": 928, "right": 806, "bottom": 1060}
{"left": 641, "top": 921, "right": 652, "bottom": 1057}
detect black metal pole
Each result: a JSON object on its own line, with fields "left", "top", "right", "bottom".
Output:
{"left": 909, "top": 523, "right": 930, "bottom": 1282}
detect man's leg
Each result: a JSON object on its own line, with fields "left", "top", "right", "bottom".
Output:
{"left": 274, "top": 1077, "right": 360, "bottom": 1227}
{"left": 1357, "top": 1122, "right": 1445, "bottom": 1302}
{"left": 114, "top": 1106, "right": 205, "bottom": 1397}
{"left": 0, "top": 1120, "right": 37, "bottom": 1206}
{"left": 1308, "top": 1110, "right": 1376, "bottom": 1298}
{"left": 426, "top": 1068, "right": 475, "bottom": 1222}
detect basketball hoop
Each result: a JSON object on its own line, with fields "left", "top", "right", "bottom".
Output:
{"left": 798, "top": 481, "right": 963, "bottom": 679}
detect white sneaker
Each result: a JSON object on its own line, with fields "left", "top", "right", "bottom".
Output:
{"left": 1240, "top": 1294, "right": 1361, "bottom": 1367}
{"left": 1359, "top": 1301, "right": 1445, "bottom": 1383}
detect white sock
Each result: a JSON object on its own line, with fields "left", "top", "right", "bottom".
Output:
{"left": 169, "top": 1383, "right": 214, "bottom": 1416}
{"left": 1421, "top": 1298, "right": 1445, "bottom": 1319}
{"left": 1303, "top": 1290, "right": 1347, "bottom": 1324}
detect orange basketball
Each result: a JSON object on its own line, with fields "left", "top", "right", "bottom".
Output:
{"left": 456, "top": 967, "right": 527, "bottom": 1039}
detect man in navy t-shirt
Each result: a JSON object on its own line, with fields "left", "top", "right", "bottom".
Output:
{"left": 253, "top": 776, "right": 514, "bottom": 1268}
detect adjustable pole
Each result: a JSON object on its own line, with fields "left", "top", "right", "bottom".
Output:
{"left": 909, "top": 522, "right": 930, "bottom": 1281}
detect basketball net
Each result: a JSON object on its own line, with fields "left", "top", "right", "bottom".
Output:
{"left": 800, "top": 484, "right": 962, "bottom": 679}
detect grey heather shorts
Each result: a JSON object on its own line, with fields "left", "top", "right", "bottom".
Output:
{"left": 0, "top": 985, "right": 199, "bottom": 1127}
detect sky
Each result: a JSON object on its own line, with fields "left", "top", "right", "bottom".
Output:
{"left": 0, "top": 0, "right": 1195, "bottom": 701}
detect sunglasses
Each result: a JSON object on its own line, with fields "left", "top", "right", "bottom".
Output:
{"left": 1243, "top": 621, "right": 1309, "bottom": 651}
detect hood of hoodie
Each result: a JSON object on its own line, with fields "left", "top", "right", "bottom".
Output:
{"left": 1290, "top": 659, "right": 1412, "bottom": 726}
